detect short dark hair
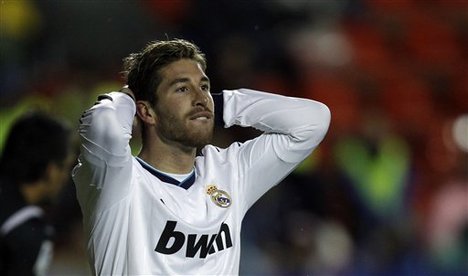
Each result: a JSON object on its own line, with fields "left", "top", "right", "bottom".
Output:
{"left": 122, "top": 39, "right": 207, "bottom": 105}
{"left": 0, "top": 111, "right": 72, "bottom": 185}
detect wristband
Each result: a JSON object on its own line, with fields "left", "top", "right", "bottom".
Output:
{"left": 211, "top": 92, "right": 224, "bottom": 127}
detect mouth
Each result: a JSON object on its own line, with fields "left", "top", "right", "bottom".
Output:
{"left": 189, "top": 111, "right": 213, "bottom": 121}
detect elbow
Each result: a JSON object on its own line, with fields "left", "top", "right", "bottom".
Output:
{"left": 292, "top": 101, "right": 331, "bottom": 146}
{"left": 313, "top": 102, "right": 331, "bottom": 143}
{"left": 306, "top": 100, "right": 331, "bottom": 136}
{"left": 318, "top": 102, "right": 331, "bottom": 133}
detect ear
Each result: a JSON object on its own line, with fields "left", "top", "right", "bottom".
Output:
{"left": 136, "top": 101, "right": 157, "bottom": 125}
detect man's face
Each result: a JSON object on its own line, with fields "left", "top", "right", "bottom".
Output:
{"left": 152, "top": 59, "right": 214, "bottom": 149}
{"left": 42, "top": 153, "right": 75, "bottom": 205}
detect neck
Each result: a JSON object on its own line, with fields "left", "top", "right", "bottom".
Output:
{"left": 138, "top": 141, "right": 197, "bottom": 174}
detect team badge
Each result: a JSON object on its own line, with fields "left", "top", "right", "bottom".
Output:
{"left": 206, "top": 185, "right": 231, "bottom": 208}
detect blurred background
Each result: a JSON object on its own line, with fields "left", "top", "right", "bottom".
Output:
{"left": 1, "top": 0, "right": 467, "bottom": 275}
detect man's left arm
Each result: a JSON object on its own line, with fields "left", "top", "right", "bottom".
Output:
{"left": 216, "top": 89, "right": 331, "bottom": 210}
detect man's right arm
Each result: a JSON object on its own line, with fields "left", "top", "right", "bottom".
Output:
{"left": 72, "top": 91, "right": 136, "bottom": 214}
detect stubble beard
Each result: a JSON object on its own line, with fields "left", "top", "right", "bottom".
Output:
{"left": 157, "top": 114, "right": 214, "bottom": 149}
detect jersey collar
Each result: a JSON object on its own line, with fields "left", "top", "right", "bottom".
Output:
{"left": 135, "top": 157, "right": 195, "bottom": 190}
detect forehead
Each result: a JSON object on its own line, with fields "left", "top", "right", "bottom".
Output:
{"left": 159, "top": 59, "right": 207, "bottom": 81}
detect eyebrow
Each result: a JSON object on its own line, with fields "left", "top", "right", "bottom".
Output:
{"left": 168, "top": 76, "right": 210, "bottom": 87}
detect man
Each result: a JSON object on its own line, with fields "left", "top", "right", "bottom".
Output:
{"left": 73, "top": 39, "right": 331, "bottom": 275}
{"left": 0, "top": 111, "right": 74, "bottom": 276}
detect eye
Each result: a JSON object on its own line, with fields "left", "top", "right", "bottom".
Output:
{"left": 201, "top": 84, "right": 210, "bottom": 92}
{"left": 175, "top": 86, "right": 189, "bottom": 93}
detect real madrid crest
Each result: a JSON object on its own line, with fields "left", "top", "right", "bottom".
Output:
{"left": 206, "top": 185, "right": 231, "bottom": 208}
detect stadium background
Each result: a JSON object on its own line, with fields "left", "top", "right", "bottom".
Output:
{"left": 1, "top": 0, "right": 466, "bottom": 275}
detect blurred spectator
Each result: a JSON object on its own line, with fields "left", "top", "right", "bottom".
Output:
{"left": 424, "top": 114, "right": 468, "bottom": 274}
{"left": 0, "top": 112, "right": 74, "bottom": 275}
{"left": 0, "top": 0, "right": 42, "bottom": 101}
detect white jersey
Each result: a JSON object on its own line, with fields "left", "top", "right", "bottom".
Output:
{"left": 72, "top": 89, "right": 330, "bottom": 275}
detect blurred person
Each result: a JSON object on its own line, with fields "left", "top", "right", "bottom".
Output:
{"left": 424, "top": 115, "right": 468, "bottom": 274}
{"left": 72, "top": 38, "right": 331, "bottom": 275}
{"left": 0, "top": 111, "right": 74, "bottom": 276}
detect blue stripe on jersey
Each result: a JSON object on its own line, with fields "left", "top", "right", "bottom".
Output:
{"left": 135, "top": 157, "right": 195, "bottom": 190}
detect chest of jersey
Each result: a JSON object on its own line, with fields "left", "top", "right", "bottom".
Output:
{"left": 128, "top": 158, "right": 240, "bottom": 262}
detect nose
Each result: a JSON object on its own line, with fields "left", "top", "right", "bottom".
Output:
{"left": 193, "top": 87, "right": 209, "bottom": 107}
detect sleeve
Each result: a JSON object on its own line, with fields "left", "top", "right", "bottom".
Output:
{"left": 72, "top": 92, "right": 136, "bottom": 216}
{"left": 221, "top": 89, "right": 331, "bottom": 210}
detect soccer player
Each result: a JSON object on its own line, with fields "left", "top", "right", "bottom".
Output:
{"left": 0, "top": 111, "right": 74, "bottom": 276}
{"left": 72, "top": 39, "right": 331, "bottom": 275}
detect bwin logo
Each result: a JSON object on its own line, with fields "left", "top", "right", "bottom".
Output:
{"left": 155, "top": 221, "right": 233, "bottom": 258}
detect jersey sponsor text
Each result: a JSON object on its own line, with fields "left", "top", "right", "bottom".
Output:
{"left": 155, "top": 220, "right": 233, "bottom": 258}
